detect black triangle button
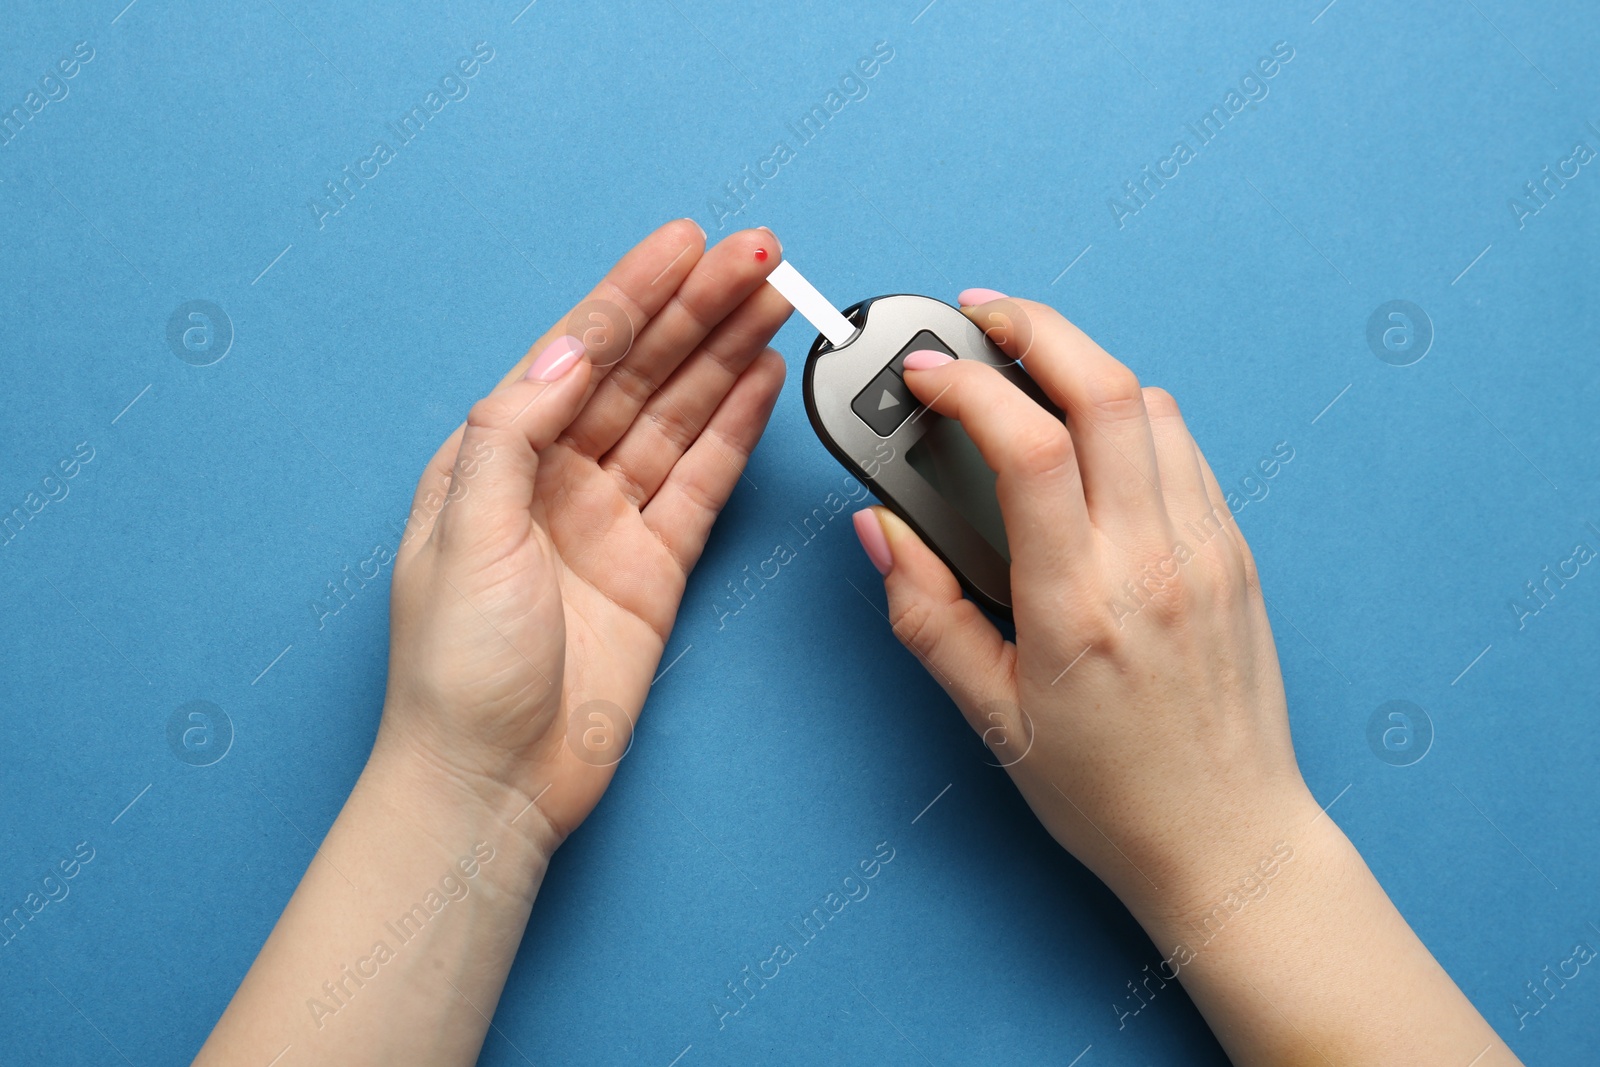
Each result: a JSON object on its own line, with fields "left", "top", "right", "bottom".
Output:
{"left": 852, "top": 367, "right": 916, "bottom": 437}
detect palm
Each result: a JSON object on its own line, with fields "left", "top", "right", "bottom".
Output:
{"left": 539, "top": 445, "right": 681, "bottom": 759}
{"left": 544, "top": 444, "right": 683, "bottom": 646}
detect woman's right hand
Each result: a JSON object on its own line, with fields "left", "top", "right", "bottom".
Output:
{"left": 851, "top": 291, "right": 1520, "bottom": 1066}
{"left": 854, "top": 293, "right": 1312, "bottom": 917}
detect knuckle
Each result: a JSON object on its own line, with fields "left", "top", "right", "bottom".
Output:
{"left": 1085, "top": 366, "right": 1145, "bottom": 418}
{"left": 1115, "top": 547, "right": 1196, "bottom": 629}
{"left": 889, "top": 597, "right": 943, "bottom": 664}
{"left": 665, "top": 287, "right": 717, "bottom": 338}
{"left": 1141, "top": 386, "right": 1181, "bottom": 419}
{"left": 1141, "top": 571, "right": 1193, "bottom": 628}
{"left": 675, "top": 464, "right": 727, "bottom": 516}
{"left": 465, "top": 392, "right": 514, "bottom": 433}
{"left": 602, "top": 460, "right": 650, "bottom": 508}
{"left": 700, "top": 334, "right": 746, "bottom": 376}
{"left": 646, "top": 406, "right": 699, "bottom": 454}
{"left": 1011, "top": 425, "right": 1077, "bottom": 481}
{"left": 1076, "top": 600, "right": 1123, "bottom": 651}
{"left": 608, "top": 362, "right": 660, "bottom": 407}
{"left": 1238, "top": 537, "right": 1262, "bottom": 593}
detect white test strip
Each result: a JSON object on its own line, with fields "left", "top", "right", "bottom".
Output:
{"left": 766, "top": 259, "right": 858, "bottom": 349}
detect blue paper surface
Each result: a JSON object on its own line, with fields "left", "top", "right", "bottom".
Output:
{"left": 3, "top": 0, "right": 1598, "bottom": 1062}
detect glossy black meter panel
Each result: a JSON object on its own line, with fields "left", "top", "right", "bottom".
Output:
{"left": 801, "top": 294, "right": 1058, "bottom": 617}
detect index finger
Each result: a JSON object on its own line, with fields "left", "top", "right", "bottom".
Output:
{"left": 962, "top": 295, "right": 1166, "bottom": 537}
{"left": 900, "top": 351, "right": 1094, "bottom": 598}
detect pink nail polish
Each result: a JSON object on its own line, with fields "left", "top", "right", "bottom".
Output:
{"left": 901, "top": 349, "right": 955, "bottom": 371}
{"left": 957, "top": 288, "right": 1008, "bottom": 307}
{"left": 525, "top": 336, "right": 585, "bottom": 381}
{"left": 853, "top": 509, "right": 893, "bottom": 576}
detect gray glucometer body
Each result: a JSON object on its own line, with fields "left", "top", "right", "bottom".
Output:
{"left": 801, "top": 294, "right": 1058, "bottom": 618}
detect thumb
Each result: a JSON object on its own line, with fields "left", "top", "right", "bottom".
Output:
{"left": 432, "top": 337, "right": 592, "bottom": 552}
{"left": 852, "top": 506, "right": 1015, "bottom": 727}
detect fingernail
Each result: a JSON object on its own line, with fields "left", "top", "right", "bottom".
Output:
{"left": 683, "top": 217, "right": 706, "bottom": 241}
{"left": 958, "top": 288, "right": 1008, "bottom": 307}
{"left": 758, "top": 227, "right": 782, "bottom": 255}
{"left": 901, "top": 349, "right": 955, "bottom": 371}
{"left": 525, "top": 336, "right": 585, "bottom": 381}
{"left": 853, "top": 509, "right": 893, "bottom": 576}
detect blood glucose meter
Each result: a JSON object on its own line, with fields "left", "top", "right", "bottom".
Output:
{"left": 767, "top": 262, "right": 1056, "bottom": 617}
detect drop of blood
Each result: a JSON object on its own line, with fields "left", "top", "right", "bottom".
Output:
{"left": 754, "top": 248, "right": 768, "bottom": 261}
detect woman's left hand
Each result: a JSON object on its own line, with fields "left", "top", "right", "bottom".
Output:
{"left": 379, "top": 220, "right": 791, "bottom": 853}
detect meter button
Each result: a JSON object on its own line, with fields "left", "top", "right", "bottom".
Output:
{"left": 852, "top": 368, "right": 917, "bottom": 437}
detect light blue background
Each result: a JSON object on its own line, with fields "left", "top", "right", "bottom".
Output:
{"left": 2, "top": 0, "right": 1597, "bottom": 1063}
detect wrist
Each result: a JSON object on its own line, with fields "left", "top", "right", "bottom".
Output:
{"left": 1115, "top": 783, "right": 1331, "bottom": 941}
{"left": 1120, "top": 783, "right": 1344, "bottom": 953}
{"left": 363, "top": 726, "right": 562, "bottom": 893}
